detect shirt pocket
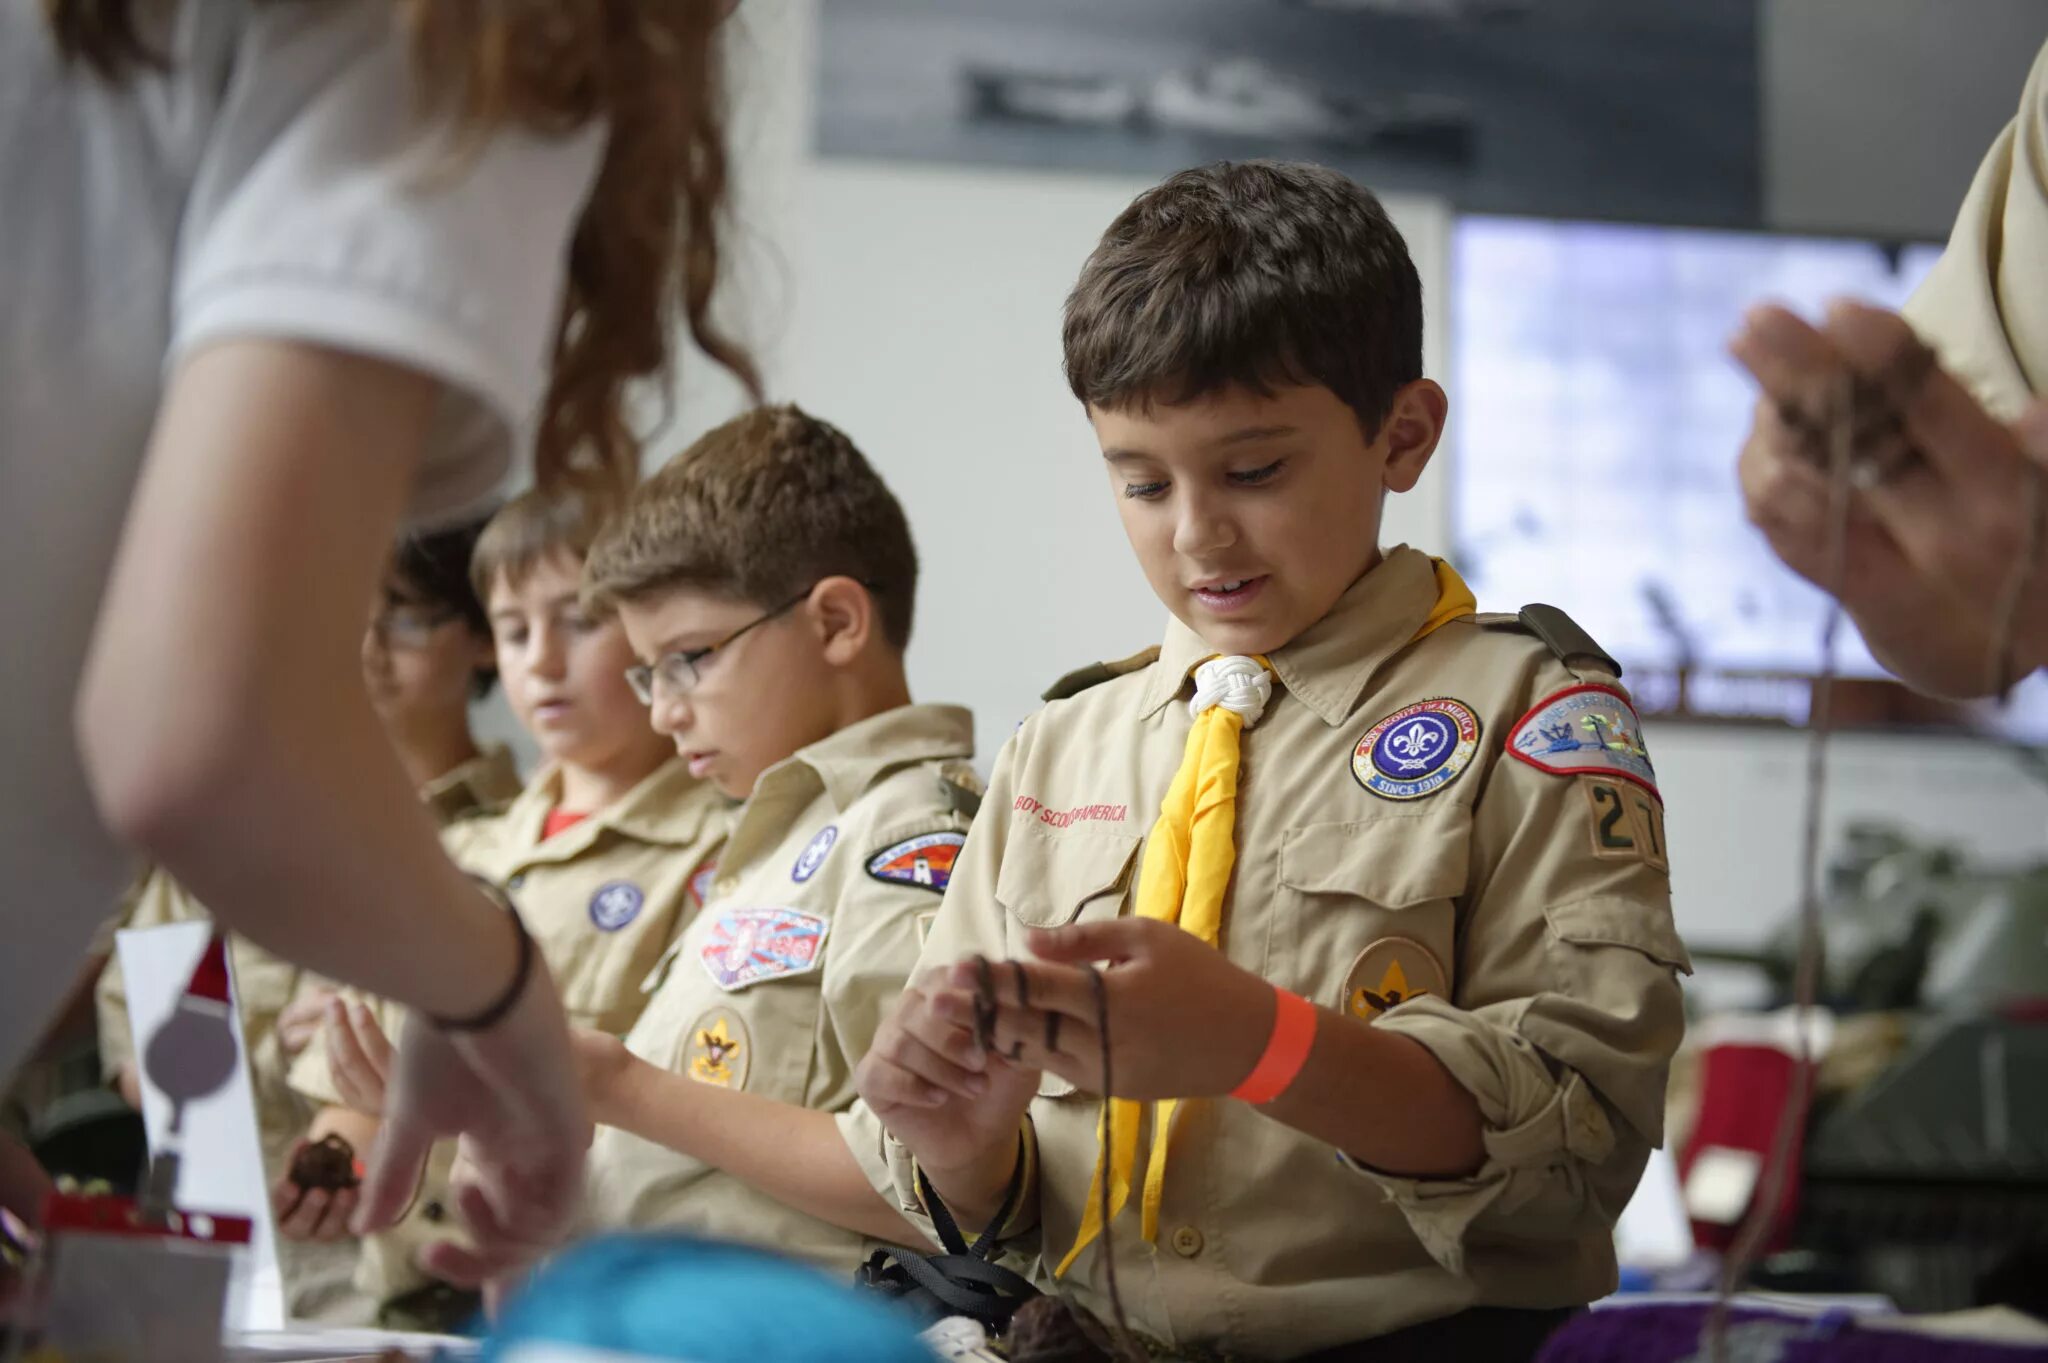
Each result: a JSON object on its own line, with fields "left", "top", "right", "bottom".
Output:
{"left": 993, "top": 820, "right": 1142, "bottom": 1098}
{"left": 1273, "top": 805, "right": 1471, "bottom": 1020}
{"left": 993, "top": 821, "right": 1142, "bottom": 929}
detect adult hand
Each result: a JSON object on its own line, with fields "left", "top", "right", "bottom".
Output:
{"left": 354, "top": 958, "right": 590, "bottom": 1290}
{"left": 1733, "top": 300, "right": 2048, "bottom": 697}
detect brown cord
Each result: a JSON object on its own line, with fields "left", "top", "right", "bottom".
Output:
{"left": 1085, "top": 964, "right": 1145, "bottom": 1363}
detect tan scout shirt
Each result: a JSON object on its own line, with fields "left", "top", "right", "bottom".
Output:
{"left": 92, "top": 744, "right": 518, "bottom": 1326}
{"left": 584, "top": 704, "right": 981, "bottom": 1280}
{"left": 290, "top": 754, "right": 728, "bottom": 1308}
{"left": 1906, "top": 38, "right": 2048, "bottom": 422}
{"left": 842, "top": 547, "right": 1690, "bottom": 1360}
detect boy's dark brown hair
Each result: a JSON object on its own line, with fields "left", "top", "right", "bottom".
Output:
{"left": 470, "top": 487, "right": 612, "bottom": 604}
{"left": 1063, "top": 160, "right": 1423, "bottom": 435}
{"left": 584, "top": 405, "right": 919, "bottom": 650}
{"left": 390, "top": 511, "right": 498, "bottom": 697}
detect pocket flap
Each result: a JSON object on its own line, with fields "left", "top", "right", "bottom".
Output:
{"left": 994, "top": 821, "right": 1143, "bottom": 929}
{"left": 1544, "top": 896, "right": 1692, "bottom": 974}
{"left": 1278, "top": 807, "right": 1471, "bottom": 909}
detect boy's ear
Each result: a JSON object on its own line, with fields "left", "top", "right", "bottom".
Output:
{"left": 1380, "top": 378, "right": 1448, "bottom": 495}
{"left": 807, "top": 576, "right": 874, "bottom": 666}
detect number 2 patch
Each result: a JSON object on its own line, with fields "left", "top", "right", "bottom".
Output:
{"left": 1582, "top": 779, "right": 1668, "bottom": 872}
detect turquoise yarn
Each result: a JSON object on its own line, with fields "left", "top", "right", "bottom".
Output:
{"left": 480, "top": 1234, "right": 933, "bottom": 1363}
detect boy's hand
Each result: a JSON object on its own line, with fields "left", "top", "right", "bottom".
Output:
{"left": 326, "top": 997, "right": 395, "bottom": 1118}
{"left": 277, "top": 986, "right": 339, "bottom": 1060}
{"left": 960, "top": 919, "right": 1271, "bottom": 1100}
{"left": 856, "top": 965, "right": 1037, "bottom": 1177}
{"left": 270, "top": 1139, "right": 359, "bottom": 1243}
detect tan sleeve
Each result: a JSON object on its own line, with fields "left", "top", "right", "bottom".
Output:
{"left": 1905, "top": 39, "right": 2048, "bottom": 420}
{"left": 838, "top": 731, "right": 1043, "bottom": 1246}
{"left": 1346, "top": 670, "right": 1689, "bottom": 1275}
{"left": 94, "top": 870, "right": 198, "bottom": 1083}
{"left": 816, "top": 816, "right": 969, "bottom": 1100}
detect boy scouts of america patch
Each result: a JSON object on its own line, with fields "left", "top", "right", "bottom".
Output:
{"left": 686, "top": 1007, "right": 751, "bottom": 1089}
{"left": 700, "top": 907, "right": 829, "bottom": 991}
{"left": 866, "top": 831, "right": 966, "bottom": 894}
{"left": 1352, "top": 698, "right": 1481, "bottom": 801}
{"left": 1508, "top": 683, "right": 1659, "bottom": 796}
{"left": 1343, "top": 938, "right": 1447, "bottom": 1021}
{"left": 791, "top": 825, "right": 838, "bottom": 883}
{"left": 588, "top": 881, "right": 645, "bottom": 932}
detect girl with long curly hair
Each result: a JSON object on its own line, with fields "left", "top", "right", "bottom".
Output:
{"left": 1, "top": 0, "right": 759, "bottom": 1285}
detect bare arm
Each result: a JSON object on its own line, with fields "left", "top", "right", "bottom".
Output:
{"left": 76, "top": 340, "right": 515, "bottom": 1019}
{"left": 594, "top": 1043, "right": 931, "bottom": 1248}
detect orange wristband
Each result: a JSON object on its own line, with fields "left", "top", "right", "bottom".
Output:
{"left": 1230, "top": 986, "right": 1317, "bottom": 1105}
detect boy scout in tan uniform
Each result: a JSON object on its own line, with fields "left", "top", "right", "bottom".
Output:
{"left": 584, "top": 705, "right": 979, "bottom": 1275}
{"left": 843, "top": 163, "right": 1688, "bottom": 1362}
{"left": 289, "top": 755, "right": 728, "bottom": 1314}
{"left": 848, "top": 547, "right": 1688, "bottom": 1356}
{"left": 93, "top": 744, "right": 518, "bottom": 1324}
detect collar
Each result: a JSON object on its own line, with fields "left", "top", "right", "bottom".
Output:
{"left": 501, "top": 757, "right": 723, "bottom": 865}
{"left": 748, "top": 703, "right": 977, "bottom": 816}
{"left": 420, "top": 744, "right": 521, "bottom": 818}
{"left": 1137, "top": 546, "right": 1458, "bottom": 728}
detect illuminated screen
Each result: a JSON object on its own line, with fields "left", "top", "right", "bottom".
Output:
{"left": 1451, "top": 213, "right": 2048, "bottom": 741}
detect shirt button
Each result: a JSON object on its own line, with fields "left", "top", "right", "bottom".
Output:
{"left": 506, "top": 873, "right": 527, "bottom": 891}
{"left": 715, "top": 877, "right": 739, "bottom": 897}
{"left": 1170, "top": 1225, "right": 1204, "bottom": 1258}
{"left": 421, "top": 1201, "right": 444, "bottom": 1224}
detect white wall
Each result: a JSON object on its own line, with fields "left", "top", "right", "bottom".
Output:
{"left": 634, "top": 0, "right": 2048, "bottom": 954}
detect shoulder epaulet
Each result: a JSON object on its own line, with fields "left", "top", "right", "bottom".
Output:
{"left": 1040, "top": 646, "right": 1162, "bottom": 703}
{"left": 935, "top": 760, "right": 985, "bottom": 820}
{"left": 1480, "top": 603, "right": 1622, "bottom": 679}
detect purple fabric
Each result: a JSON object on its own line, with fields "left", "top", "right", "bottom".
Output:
{"left": 1534, "top": 1305, "right": 2048, "bottom": 1363}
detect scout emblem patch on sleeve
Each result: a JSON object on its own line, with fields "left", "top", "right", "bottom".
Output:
{"left": 1343, "top": 938, "right": 1448, "bottom": 1021}
{"left": 685, "top": 1007, "right": 751, "bottom": 1089}
{"left": 699, "top": 907, "right": 830, "bottom": 991}
{"left": 865, "top": 831, "right": 966, "bottom": 894}
{"left": 791, "top": 825, "right": 838, "bottom": 883}
{"left": 588, "top": 881, "right": 645, "bottom": 932}
{"left": 1508, "top": 683, "right": 1659, "bottom": 795}
{"left": 1351, "top": 698, "right": 1482, "bottom": 801}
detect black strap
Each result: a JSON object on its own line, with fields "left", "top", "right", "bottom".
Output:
{"left": 852, "top": 1138, "right": 1039, "bottom": 1331}
{"left": 430, "top": 879, "right": 533, "bottom": 1033}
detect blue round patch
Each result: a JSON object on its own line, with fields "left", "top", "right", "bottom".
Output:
{"left": 1352, "top": 698, "right": 1482, "bottom": 801}
{"left": 588, "top": 881, "right": 645, "bottom": 932}
{"left": 791, "top": 825, "right": 838, "bottom": 883}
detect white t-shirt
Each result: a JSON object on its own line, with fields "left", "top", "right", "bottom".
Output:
{"left": 0, "top": 0, "right": 603, "bottom": 1081}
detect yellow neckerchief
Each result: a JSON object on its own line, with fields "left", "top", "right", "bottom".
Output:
{"left": 1055, "top": 557, "right": 1474, "bottom": 1277}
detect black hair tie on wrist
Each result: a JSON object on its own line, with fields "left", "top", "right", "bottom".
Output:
{"left": 430, "top": 878, "right": 534, "bottom": 1034}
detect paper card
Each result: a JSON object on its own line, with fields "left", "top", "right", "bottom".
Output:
{"left": 1683, "top": 1143, "right": 1764, "bottom": 1227}
{"left": 118, "top": 920, "right": 287, "bottom": 1332}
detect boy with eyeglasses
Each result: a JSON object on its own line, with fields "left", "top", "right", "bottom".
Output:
{"left": 283, "top": 488, "right": 729, "bottom": 1329}
{"left": 566, "top": 404, "right": 981, "bottom": 1276}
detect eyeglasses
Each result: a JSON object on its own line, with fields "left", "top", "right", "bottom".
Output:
{"left": 368, "top": 602, "right": 460, "bottom": 650}
{"left": 624, "top": 587, "right": 815, "bottom": 705}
